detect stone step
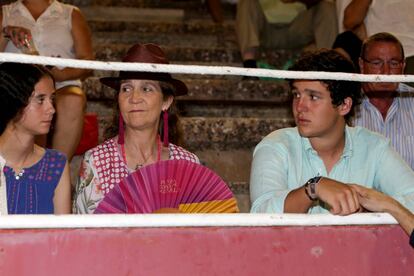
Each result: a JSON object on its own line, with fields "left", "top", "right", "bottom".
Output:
{"left": 82, "top": 6, "right": 185, "bottom": 23}
{"left": 92, "top": 31, "right": 237, "bottom": 50}
{"left": 94, "top": 43, "right": 299, "bottom": 67}
{"left": 88, "top": 19, "right": 235, "bottom": 38}
{"left": 66, "top": 0, "right": 216, "bottom": 9}
{"left": 66, "top": 0, "right": 236, "bottom": 17}
{"left": 85, "top": 102, "right": 294, "bottom": 149}
{"left": 178, "top": 117, "right": 294, "bottom": 150}
{"left": 94, "top": 43, "right": 239, "bottom": 63}
{"left": 83, "top": 77, "right": 291, "bottom": 103}
{"left": 195, "top": 149, "right": 252, "bottom": 212}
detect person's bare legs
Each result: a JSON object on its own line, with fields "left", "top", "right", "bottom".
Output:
{"left": 53, "top": 86, "right": 86, "bottom": 161}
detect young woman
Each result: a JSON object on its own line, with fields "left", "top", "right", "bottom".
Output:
{"left": 0, "top": 0, "right": 94, "bottom": 161}
{"left": 0, "top": 62, "right": 71, "bottom": 214}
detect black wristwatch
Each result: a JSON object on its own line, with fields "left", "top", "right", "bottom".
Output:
{"left": 304, "top": 176, "right": 322, "bottom": 201}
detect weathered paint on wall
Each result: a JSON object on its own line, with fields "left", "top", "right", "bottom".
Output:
{"left": 0, "top": 225, "right": 411, "bottom": 275}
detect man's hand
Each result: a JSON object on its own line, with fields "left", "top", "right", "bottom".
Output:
{"left": 316, "top": 178, "right": 360, "bottom": 215}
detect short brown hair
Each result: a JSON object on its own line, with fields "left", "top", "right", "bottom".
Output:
{"left": 360, "top": 32, "right": 405, "bottom": 59}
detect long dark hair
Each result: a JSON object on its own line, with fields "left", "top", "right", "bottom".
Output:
{"left": 104, "top": 81, "right": 180, "bottom": 144}
{"left": 0, "top": 62, "right": 54, "bottom": 134}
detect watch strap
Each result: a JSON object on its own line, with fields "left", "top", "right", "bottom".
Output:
{"left": 304, "top": 176, "right": 322, "bottom": 201}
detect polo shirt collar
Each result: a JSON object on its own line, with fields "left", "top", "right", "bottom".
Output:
{"left": 301, "top": 125, "right": 353, "bottom": 158}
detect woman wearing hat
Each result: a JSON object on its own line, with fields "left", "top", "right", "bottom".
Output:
{"left": 73, "top": 43, "right": 199, "bottom": 214}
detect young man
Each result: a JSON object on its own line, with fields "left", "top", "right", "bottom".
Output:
{"left": 354, "top": 32, "right": 414, "bottom": 169}
{"left": 250, "top": 49, "right": 414, "bottom": 215}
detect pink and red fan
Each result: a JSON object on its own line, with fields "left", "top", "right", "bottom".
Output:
{"left": 94, "top": 160, "right": 239, "bottom": 214}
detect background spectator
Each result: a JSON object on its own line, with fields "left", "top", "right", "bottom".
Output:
{"left": 236, "top": 0, "right": 337, "bottom": 69}
{"left": 0, "top": 0, "right": 94, "bottom": 161}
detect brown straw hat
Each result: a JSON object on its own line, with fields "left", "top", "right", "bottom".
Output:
{"left": 100, "top": 43, "right": 188, "bottom": 96}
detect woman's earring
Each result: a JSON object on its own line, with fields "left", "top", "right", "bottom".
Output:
{"left": 163, "top": 110, "right": 169, "bottom": 147}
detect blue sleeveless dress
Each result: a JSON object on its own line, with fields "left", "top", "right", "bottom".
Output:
{"left": 4, "top": 149, "right": 66, "bottom": 214}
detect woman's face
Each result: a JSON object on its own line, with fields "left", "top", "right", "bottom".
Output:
{"left": 118, "top": 79, "right": 173, "bottom": 131}
{"left": 16, "top": 76, "right": 56, "bottom": 135}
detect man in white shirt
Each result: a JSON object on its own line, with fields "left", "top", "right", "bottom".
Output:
{"left": 338, "top": 0, "right": 414, "bottom": 75}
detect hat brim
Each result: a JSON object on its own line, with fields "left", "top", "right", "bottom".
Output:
{"left": 100, "top": 72, "right": 188, "bottom": 96}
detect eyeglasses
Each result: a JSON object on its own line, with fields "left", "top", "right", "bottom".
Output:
{"left": 361, "top": 57, "right": 404, "bottom": 70}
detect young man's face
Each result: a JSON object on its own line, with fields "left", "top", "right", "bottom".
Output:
{"left": 359, "top": 41, "right": 405, "bottom": 94}
{"left": 292, "top": 80, "right": 350, "bottom": 139}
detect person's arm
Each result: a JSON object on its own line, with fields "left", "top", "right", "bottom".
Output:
{"left": 0, "top": 10, "right": 7, "bottom": 51}
{"left": 343, "top": 0, "right": 372, "bottom": 30}
{"left": 374, "top": 144, "right": 414, "bottom": 213}
{"left": 250, "top": 141, "right": 293, "bottom": 213}
{"left": 284, "top": 177, "right": 360, "bottom": 215}
{"left": 352, "top": 185, "right": 414, "bottom": 237}
{"left": 50, "top": 7, "right": 93, "bottom": 82}
{"left": 283, "top": 185, "right": 314, "bottom": 213}
{"left": 73, "top": 151, "right": 101, "bottom": 214}
{"left": 53, "top": 162, "right": 71, "bottom": 214}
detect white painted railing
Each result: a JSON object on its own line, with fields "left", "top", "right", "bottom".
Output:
{"left": 0, "top": 52, "right": 413, "bottom": 82}
{"left": 0, "top": 213, "right": 397, "bottom": 229}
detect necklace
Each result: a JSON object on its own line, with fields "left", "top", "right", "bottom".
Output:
{"left": 15, "top": 169, "right": 25, "bottom": 180}
{"left": 121, "top": 135, "right": 162, "bottom": 170}
{"left": 1, "top": 146, "right": 35, "bottom": 181}
{"left": 14, "top": 146, "right": 35, "bottom": 180}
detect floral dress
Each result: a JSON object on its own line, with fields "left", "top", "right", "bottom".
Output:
{"left": 73, "top": 137, "right": 199, "bottom": 214}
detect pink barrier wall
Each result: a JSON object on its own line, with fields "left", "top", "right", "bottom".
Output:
{"left": 0, "top": 225, "right": 412, "bottom": 275}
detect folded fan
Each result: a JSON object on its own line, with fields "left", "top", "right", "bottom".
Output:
{"left": 94, "top": 160, "right": 239, "bottom": 214}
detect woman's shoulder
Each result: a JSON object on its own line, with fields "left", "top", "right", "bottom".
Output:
{"left": 55, "top": 1, "right": 76, "bottom": 11}
{"left": 2, "top": 1, "right": 18, "bottom": 10}
{"left": 85, "top": 137, "right": 118, "bottom": 156}
{"left": 52, "top": 1, "right": 78, "bottom": 19}
{"left": 169, "top": 143, "right": 199, "bottom": 163}
{"left": 2, "top": 1, "right": 20, "bottom": 17}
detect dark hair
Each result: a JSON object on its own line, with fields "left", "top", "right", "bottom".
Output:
{"left": 360, "top": 32, "right": 405, "bottom": 59}
{"left": 332, "top": 31, "right": 362, "bottom": 70}
{"left": 289, "top": 49, "right": 362, "bottom": 124}
{"left": 104, "top": 81, "right": 181, "bottom": 144}
{"left": 0, "top": 62, "right": 54, "bottom": 134}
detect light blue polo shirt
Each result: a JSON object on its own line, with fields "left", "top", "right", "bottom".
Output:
{"left": 250, "top": 126, "right": 414, "bottom": 213}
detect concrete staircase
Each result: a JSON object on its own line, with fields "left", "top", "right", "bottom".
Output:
{"left": 63, "top": 0, "right": 296, "bottom": 212}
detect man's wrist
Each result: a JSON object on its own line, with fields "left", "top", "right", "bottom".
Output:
{"left": 304, "top": 176, "right": 322, "bottom": 201}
